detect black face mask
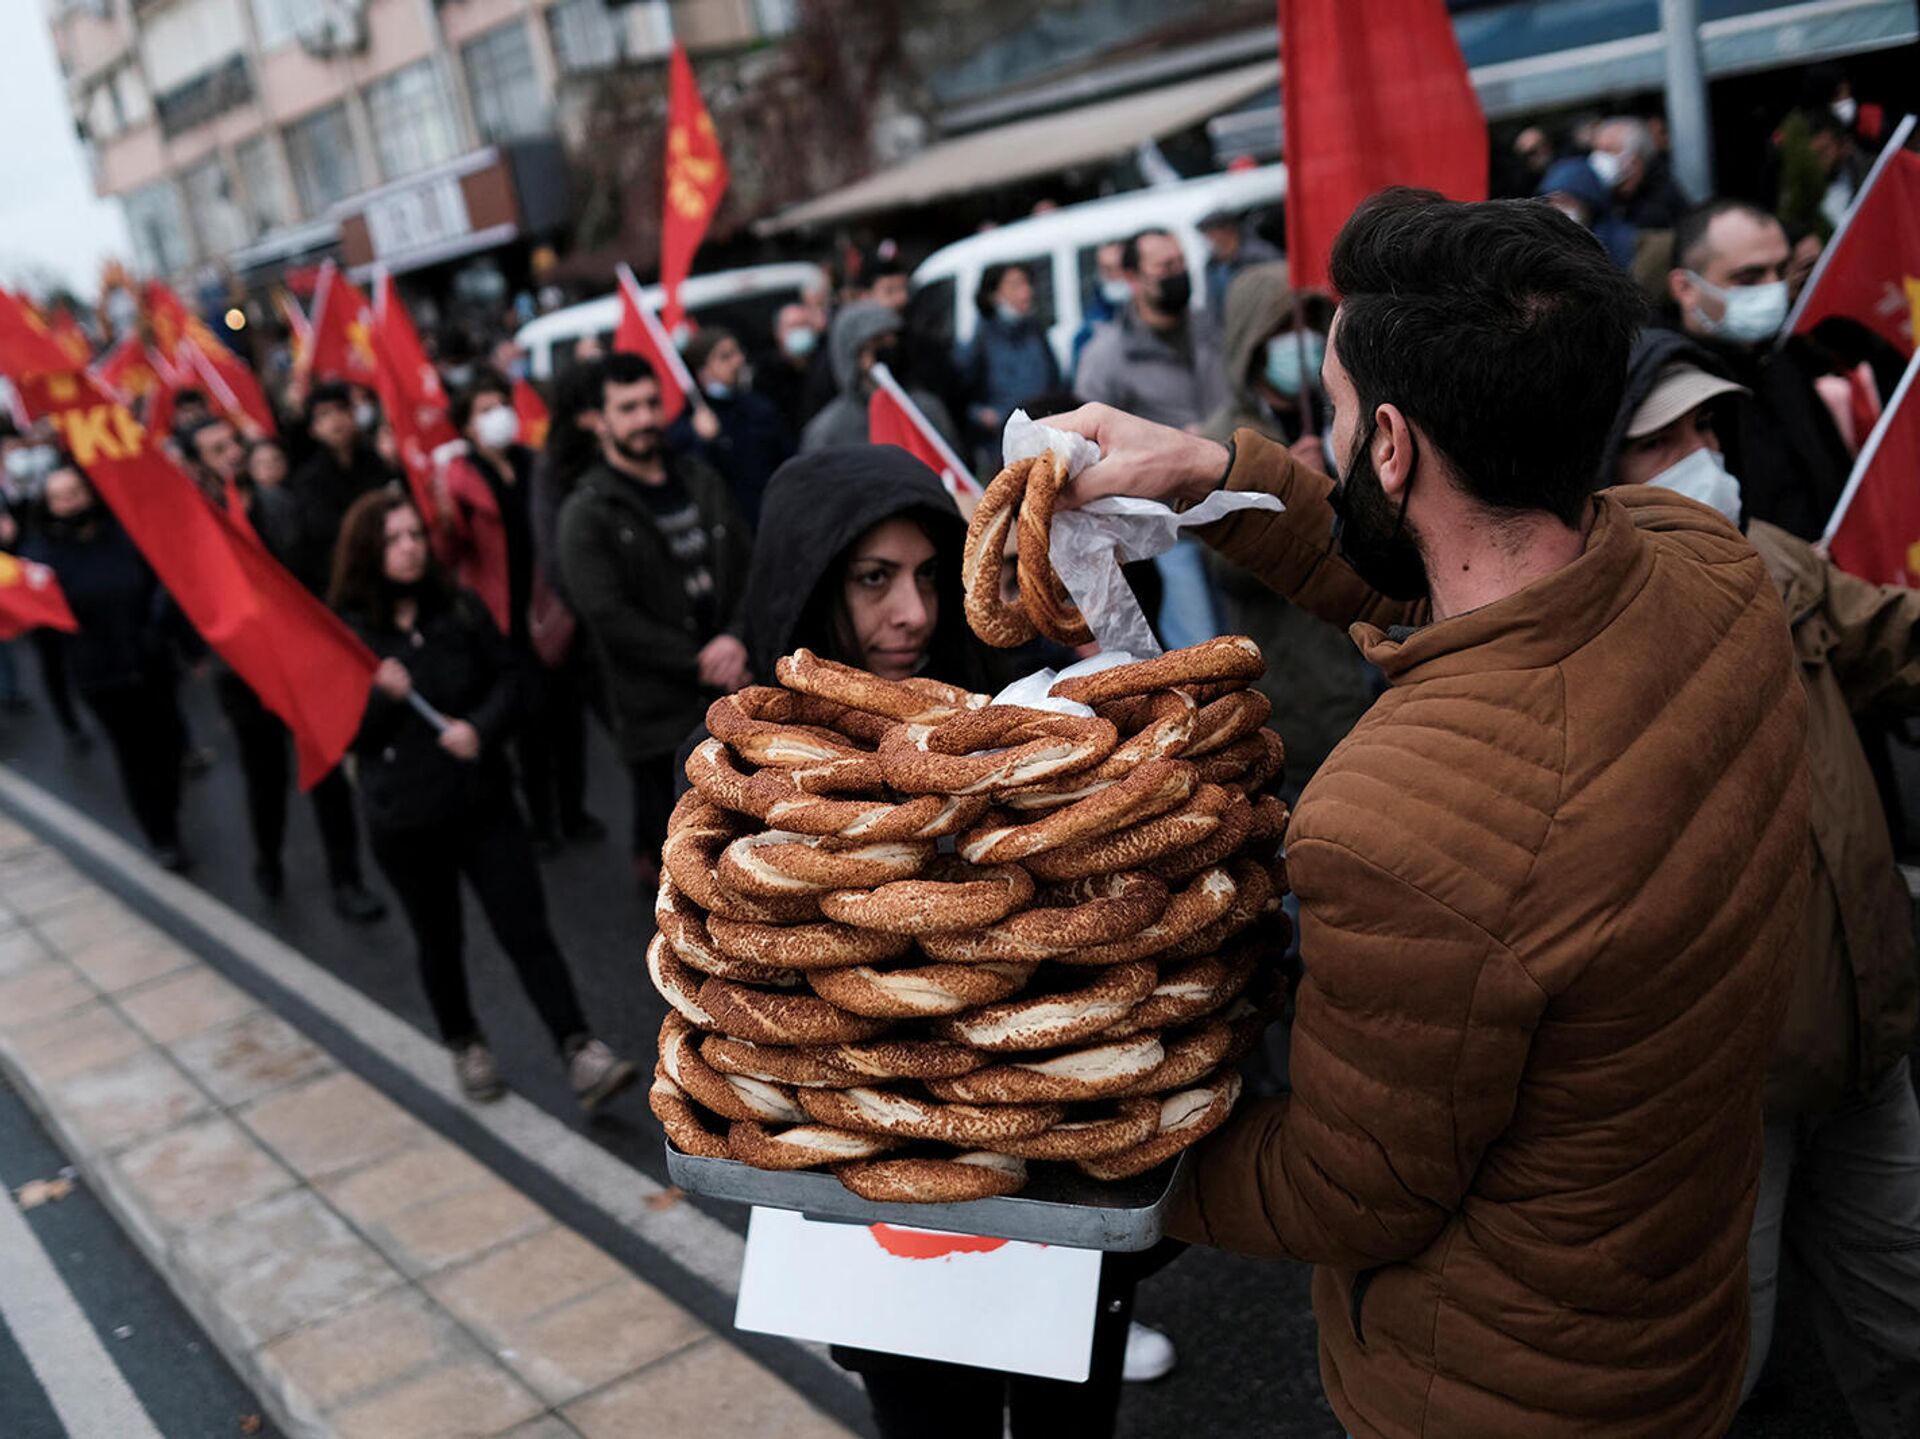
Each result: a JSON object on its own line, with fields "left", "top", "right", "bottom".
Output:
{"left": 1153, "top": 272, "right": 1192, "bottom": 314}
{"left": 1328, "top": 420, "right": 1429, "bottom": 602}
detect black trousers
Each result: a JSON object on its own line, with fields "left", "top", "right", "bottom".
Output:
{"left": 30, "top": 629, "right": 82, "bottom": 736}
{"left": 629, "top": 754, "right": 676, "bottom": 860}
{"left": 367, "top": 787, "right": 590, "bottom": 1051}
{"left": 515, "top": 647, "right": 590, "bottom": 837}
{"left": 82, "top": 674, "right": 185, "bottom": 849}
{"left": 214, "top": 670, "right": 363, "bottom": 884}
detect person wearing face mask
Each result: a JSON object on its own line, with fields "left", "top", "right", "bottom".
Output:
{"left": 1663, "top": 198, "right": 1857, "bottom": 542}
{"left": 1600, "top": 335, "right": 1920, "bottom": 1436}
{"left": 754, "top": 302, "right": 825, "bottom": 434}
{"left": 1068, "top": 241, "right": 1132, "bottom": 383}
{"left": 285, "top": 381, "right": 402, "bottom": 598}
{"left": 799, "top": 302, "right": 961, "bottom": 456}
{"left": 1047, "top": 189, "right": 1813, "bottom": 1439}
{"left": 667, "top": 326, "right": 793, "bottom": 529}
{"left": 955, "top": 264, "right": 1061, "bottom": 472}
{"left": 1587, "top": 115, "right": 1691, "bottom": 230}
{"left": 1197, "top": 208, "right": 1283, "bottom": 323}
{"left": 1533, "top": 157, "right": 1639, "bottom": 269}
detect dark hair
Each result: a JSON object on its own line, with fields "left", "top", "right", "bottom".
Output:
{"left": 1121, "top": 229, "right": 1176, "bottom": 272}
{"left": 683, "top": 327, "right": 735, "bottom": 375}
{"left": 1672, "top": 198, "right": 1780, "bottom": 273}
{"left": 173, "top": 413, "right": 229, "bottom": 461}
{"left": 600, "top": 351, "right": 658, "bottom": 403}
{"left": 327, "top": 486, "right": 453, "bottom": 627}
{"left": 449, "top": 367, "right": 514, "bottom": 433}
{"left": 1328, "top": 187, "right": 1645, "bottom": 526}
{"left": 974, "top": 264, "right": 1030, "bottom": 318}
{"left": 544, "top": 356, "right": 607, "bottom": 489}
{"left": 173, "top": 386, "right": 208, "bottom": 410}
{"left": 304, "top": 380, "right": 354, "bottom": 429}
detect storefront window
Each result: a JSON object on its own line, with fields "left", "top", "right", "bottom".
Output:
{"left": 284, "top": 103, "right": 363, "bottom": 215}
{"left": 366, "top": 61, "right": 463, "bottom": 180}
{"left": 462, "top": 23, "right": 552, "bottom": 143}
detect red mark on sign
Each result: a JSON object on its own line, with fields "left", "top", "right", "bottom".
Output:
{"left": 868, "top": 1225, "right": 1011, "bottom": 1260}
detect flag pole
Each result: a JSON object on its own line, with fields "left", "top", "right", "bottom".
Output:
{"left": 1779, "top": 112, "right": 1917, "bottom": 349}
{"left": 1819, "top": 345, "right": 1920, "bottom": 550}
{"left": 870, "top": 360, "right": 976, "bottom": 497}
{"left": 615, "top": 263, "right": 710, "bottom": 417}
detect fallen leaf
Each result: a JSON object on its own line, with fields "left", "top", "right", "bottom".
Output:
{"left": 15, "top": 1177, "right": 74, "bottom": 1209}
{"left": 644, "top": 1187, "right": 686, "bottom": 1211}
{"left": 239, "top": 1414, "right": 262, "bottom": 1435}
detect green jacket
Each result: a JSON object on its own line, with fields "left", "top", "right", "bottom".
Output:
{"left": 556, "top": 454, "right": 752, "bottom": 762}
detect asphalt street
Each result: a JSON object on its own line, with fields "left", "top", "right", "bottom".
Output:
{"left": 0, "top": 671, "right": 1869, "bottom": 1439}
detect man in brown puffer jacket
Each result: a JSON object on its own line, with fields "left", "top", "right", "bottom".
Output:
{"left": 1056, "top": 190, "right": 1812, "bottom": 1439}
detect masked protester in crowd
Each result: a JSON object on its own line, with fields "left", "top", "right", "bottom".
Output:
{"left": 1068, "top": 240, "right": 1131, "bottom": 383}
{"left": 1534, "top": 156, "right": 1639, "bottom": 269}
{"left": 667, "top": 327, "right": 794, "bottom": 529}
{"left": 22, "top": 461, "right": 193, "bottom": 869}
{"left": 1599, "top": 334, "right": 1920, "bottom": 1436}
{"left": 330, "top": 489, "right": 637, "bottom": 1110}
{"left": 799, "top": 302, "right": 960, "bottom": 455}
{"left": 1196, "top": 264, "right": 1365, "bottom": 789}
{"left": 956, "top": 263, "right": 1060, "bottom": 473}
{"left": 557, "top": 354, "right": 752, "bottom": 888}
{"left": 1198, "top": 208, "right": 1284, "bottom": 322}
{"left": 754, "top": 302, "right": 824, "bottom": 434}
{"left": 285, "top": 381, "right": 400, "bottom": 597}
{"left": 1051, "top": 188, "right": 1810, "bottom": 1439}
{"left": 178, "top": 415, "right": 386, "bottom": 921}
{"left": 1075, "top": 228, "right": 1227, "bottom": 651}
{"left": 1588, "top": 114, "right": 1692, "bottom": 230}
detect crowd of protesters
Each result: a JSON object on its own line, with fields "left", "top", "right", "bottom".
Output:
{"left": 0, "top": 60, "right": 1916, "bottom": 1439}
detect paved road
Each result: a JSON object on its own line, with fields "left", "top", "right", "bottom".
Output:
{"left": 0, "top": 1070, "right": 284, "bottom": 1439}
{"left": 0, "top": 676, "right": 1867, "bottom": 1438}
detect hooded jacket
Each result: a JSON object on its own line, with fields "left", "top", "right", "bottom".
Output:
{"left": 799, "top": 303, "right": 959, "bottom": 456}
{"left": 1609, "top": 330, "right": 1919, "bottom": 1115}
{"left": 1177, "top": 432, "right": 1810, "bottom": 1438}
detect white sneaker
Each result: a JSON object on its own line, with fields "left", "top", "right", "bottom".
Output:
{"left": 452, "top": 1041, "right": 504, "bottom": 1103}
{"left": 1122, "top": 1320, "right": 1176, "bottom": 1383}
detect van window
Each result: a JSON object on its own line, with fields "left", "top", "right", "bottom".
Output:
{"left": 910, "top": 277, "right": 956, "bottom": 350}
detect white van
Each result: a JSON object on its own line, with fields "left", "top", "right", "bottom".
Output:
{"left": 513, "top": 261, "right": 829, "bottom": 380}
{"left": 910, "top": 165, "right": 1287, "bottom": 373}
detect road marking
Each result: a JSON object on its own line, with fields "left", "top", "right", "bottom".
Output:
{"left": 0, "top": 1177, "right": 165, "bottom": 1439}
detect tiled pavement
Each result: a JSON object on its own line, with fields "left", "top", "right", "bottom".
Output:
{"left": 0, "top": 814, "right": 853, "bottom": 1439}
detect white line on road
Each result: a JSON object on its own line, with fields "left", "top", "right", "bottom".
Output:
{"left": 0, "top": 1178, "right": 165, "bottom": 1439}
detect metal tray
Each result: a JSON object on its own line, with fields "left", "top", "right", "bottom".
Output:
{"left": 664, "top": 1143, "right": 1186, "bottom": 1251}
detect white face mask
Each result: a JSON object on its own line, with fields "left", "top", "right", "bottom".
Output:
{"left": 1586, "top": 147, "right": 1626, "bottom": 189}
{"left": 1832, "top": 96, "right": 1858, "bottom": 127}
{"left": 1685, "top": 271, "right": 1790, "bottom": 345}
{"left": 1100, "top": 278, "right": 1133, "bottom": 307}
{"left": 474, "top": 405, "right": 520, "bottom": 450}
{"left": 1648, "top": 446, "right": 1743, "bottom": 526}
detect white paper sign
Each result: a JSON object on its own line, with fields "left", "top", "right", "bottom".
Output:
{"left": 734, "top": 1207, "right": 1103, "bottom": 1381}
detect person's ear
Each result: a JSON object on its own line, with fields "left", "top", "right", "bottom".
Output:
{"left": 1371, "top": 403, "right": 1417, "bottom": 498}
{"left": 1667, "top": 268, "right": 1695, "bottom": 312}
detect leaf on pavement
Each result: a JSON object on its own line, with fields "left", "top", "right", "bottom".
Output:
{"left": 644, "top": 1187, "right": 686, "bottom": 1211}
{"left": 238, "top": 1414, "right": 262, "bottom": 1435}
{"left": 15, "top": 1177, "right": 75, "bottom": 1209}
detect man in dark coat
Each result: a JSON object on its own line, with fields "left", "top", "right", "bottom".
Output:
{"left": 285, "top": 381, "right": 399, "bottom": 596}
{"left": 667, "top": 326, "right": 793, "bottom": 529}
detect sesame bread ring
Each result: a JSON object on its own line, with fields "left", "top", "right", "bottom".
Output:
{"left": 1247, "top": 793, "right": 1290, "bottom": 846}
{"left": 684, "top": 737, "right": 775, "bottom": 817}
{"left": 830, "top": 1038, "right": 991, "bottom": 1081}
{"left": 1101, "top": 947, "right": 1261, "bottom": 1038}
{"left": 1053, "top": 866, "right": 1240, "bottom": 967}
{"left": 798, "top": 1086, "right": 1065, "bottom": 1146}
{"left": 704, "top": 709, "right": 883, "bottom": 792}
{"left": 995, "top": 1099, "right": 1163, "bottom": 1162}
{"left": 879, "top": 712, "right": 1117, "bottom": 797}
{"left": 957, "top": 760, "right": 1197, "bottom": 865}
{"left": 836, "top": 1151, "right": 1028, "bottom": 1203}
{"left": 818, "top": 859, "right": 1035, "bottom": 935}
{"left": 707, "top": 686, "right": 893, "bottom": 752}
{"left": 1147, "top": 791, "right": 1255, "bottom": 883}
{"left": 775, "top": 649, "right": 986, "bottom": 725}
{"left": 696, "top": 975, "right": 891, "bottom": 1046}
{"left": 1109, "top": 1018, "right": 1237, "bottom": 1097}
{"left": 807, "top": 960, "right": 1036, "bottom": 1019}
{"left": 662, "top": 794, "right": 821, "bottom": 923}
{"left": 1025, "top": 785, "right": 1231, "bottom": 883}
{"left": 700, "top": 1034, "right": 870, "bottom": 1089}
{"left": 761, "top": 787, "right": 989, "bottom": 844}
{"left": 658, "top": 1013, "right": 809, "bottom": 1124}
{"left": 650, "top": 1072, "right": 732, "bottom": 1159}
{"left": 1154, "top": 860, "right": 1273, "bottom": 964}
{"left": 925, "top": 1035, "right": 1167, "bottom": 1105}
{"left": 706, "top": 912, "right": 914, "bottom": 970}
{"left": 1048, "top": 637, "right": 1264, "bottom": 706}
{"left": 998, "top": 691, "right": 1198, "bottom": 808}
{"left": 718, "top": 831, "right": 933, "bottom": 898}
{"left": 654, "top": 876, "right": 803, "bottom": 986}
{"left": 916, "top": 872, "right": 1170, "bottom": 963}
{"left": 1078, "top": 1070, "right": 1243, "bottom": 1180}
{"left": 998, "top": 774, "right": 1122, "bottom": 813}
{"left": 1207, "top": 728, "right": 1287, "bottom": 794}
{"left": 648, "top": 933, "right": 719, "bottom": 1029}
{"left": 1184, "top": 690, "right": 1275, "bottom": 758}
{"left": 1014, "top": 451, "right": 1094, "bottom": 647}
{"left": 962, "top": 457, "right": 1041, "bottom": 648}
{"left": 933, "top": 961, "right": 1158, "bottom": 1053}
{"left": 729, "top": 1120, "right": 901, "bottom": 1170}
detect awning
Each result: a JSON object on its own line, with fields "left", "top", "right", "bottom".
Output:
{"left": 759, "top": 59, "right": 1278, "bottom": 234}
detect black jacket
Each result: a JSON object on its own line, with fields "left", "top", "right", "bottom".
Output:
{"left": 343, "top": 587, "right": 519, "bottom": 831}
{"left": 667, "top": 389, "right": 795, "bottom": 529}
{"left": 287, "top": 442, "right": 397, "bottom": 595}
{"left": 23, "top": 515, "right": 184, "bottom": 694}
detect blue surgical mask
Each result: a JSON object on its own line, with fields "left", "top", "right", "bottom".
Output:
{"left": 1263, "top": 332, "right": 1325, "bottom": 397}
{"left": 705, "top": 381, "right": 734, "bottom": 401}
{"left": 994, "top": 303, "right": 1024, "bottom": 326}
{"left": 1100, "top": 278, "right": 1132, "bottom": 307}
{"left": 1648, "top": 446, "right": 1743, "bottom": 526}
{"left": 782, "top": 327, "right": 818, "bottom": 360}
{"left": 1686, "top": 271, "right": 1790, "bottom": 345}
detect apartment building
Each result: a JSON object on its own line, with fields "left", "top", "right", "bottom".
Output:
{"left": 47, "top": 0, "right": 796, "bottom": 299}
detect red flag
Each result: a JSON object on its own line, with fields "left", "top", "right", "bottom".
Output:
{"left": 866, "top": 361, "right": 978, "bottom": 501}
{"left": 1825, "top": 350, "right": 1920, "bottom": 585}
{"left": 660, "top": 42, "right": 730, "bottom": 334}
{"left": 145, "top": 282, "right": 278, "bottom": 438}
{"left": 614, "top": 263, "right": 695, "bottom": 424}
{"left": 513, "top": 378, "right": 550, "bottom": 448}
{"left": 47, "top": 308, "right": 91, "bottom": 369}
{"left": 306, "top": 261, "right": 381, "bottom": 387}
{"left": 0, "top": 292, "right": 375, "bottom": 788}
{"left": 369, "top": 272, "right": 459, "bottom": 521}
{"left": 1788, "top": 118, "right": 1920, "bottom": 357}
{"left": 92, "top": 335, "right": 164, "bottom": 404}
{"left": 1278, "top": 0, "right": 1488, "bottom": 292}
{"left": 0, "top": 551, "right": 78, "bottom": 639}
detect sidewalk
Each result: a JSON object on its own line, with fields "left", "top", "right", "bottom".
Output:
{"left": 0, "top": 811, "right": 853, "bottom": 1439}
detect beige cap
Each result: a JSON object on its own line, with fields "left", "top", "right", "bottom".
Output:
{"left": 1626, "top": 363, "right": 1750, "bottom": 438}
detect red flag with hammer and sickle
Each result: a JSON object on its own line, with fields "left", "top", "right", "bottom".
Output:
{"left": 659, "top": 42, "right": 729, "bottom": 335}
